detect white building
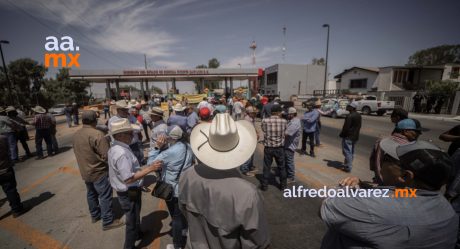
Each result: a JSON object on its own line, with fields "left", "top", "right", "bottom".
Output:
{"left": 334, "top": 67, "right": 379, "bottom": 93}
{"left": 261, "top": 64, "right": 325, "bottom": 100}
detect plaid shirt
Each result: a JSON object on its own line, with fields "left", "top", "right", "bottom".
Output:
{"left": 262, "top": 116, "right": 287, "bottom": 147}
{"left": 33, "top": 114, "right": 53, "bottom": 129}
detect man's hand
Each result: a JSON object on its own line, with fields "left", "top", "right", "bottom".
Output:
{"left": 156, "top": 135, "right": 168, "bottom": 149}
{"left": 148, "top": 160, "right": 163, "bottom": 172}
{"left": 338, "top": 176, "right": 360, "bottom": 188}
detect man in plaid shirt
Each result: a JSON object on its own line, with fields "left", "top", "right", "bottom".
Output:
{"left": 260, "top": 104, "right": 287, "bottom": 191}
{"left": 31, "top": 106, "right": 54, "bottom": 160}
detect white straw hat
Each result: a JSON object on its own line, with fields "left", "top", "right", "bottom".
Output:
{"left": 115, "top": 100, "right": 129, "bottom": 109}
{"left": 32, "top": 106, "right": 46, "bottom": 114}
{"left": 173, "top": 103, "right": 186, "bottom": 112}
{"left": 108, "top": 118, "right": 140, "bottom": 136}
{"left": 190, "top": 113, "right": 257, "bottom": 170}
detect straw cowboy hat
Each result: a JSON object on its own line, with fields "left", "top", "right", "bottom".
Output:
{"left": 5, "top": 106, "right": 16, "bottom": 113}
{"left": 148, "top": 107, "right": 164, "bottom": 117}
{"left": 190, "top": 113, "right": 257, "bottom": 170}
{"left": 32, "top": 106, "right": 46, "bottom": 114}
{"left": 173, "top": 103, "right": 186, "bottom": 112}
{"left": 115, "top": 100, "right": 129, "bottom": 109}
{"left": 108, "top": 118, "right": 140, "bottom": 136}
{"left": 314, "top": 99, "right": 322, "bottom": 107}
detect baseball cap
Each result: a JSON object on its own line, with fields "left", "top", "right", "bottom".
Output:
{"left": 199, "top": 107, "right": 211, "bottom": 120}
{"left": 380, "top": 139, "right": 452, "bottom": 190}
{"left": 396, "top": 119, "right": 422, "bottom": 133}
{"left": 288, "top": 107, "right": 297, "bottom": 114}
{"left": 167, "top": 125, "right": 183, "bottom": 140}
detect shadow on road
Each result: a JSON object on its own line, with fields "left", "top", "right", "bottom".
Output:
{"left": 0, "top": 191, "right": 55, "bottom": 220}
{"left": 323, "top": 159, "right": 344, "bottom": 170}
{"left": 138, "top": 210, "right": 170, "bottom": 248}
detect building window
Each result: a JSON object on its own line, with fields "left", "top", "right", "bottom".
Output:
{"left": 451, "top": 67, "right": 460, "bottom": 79}
{"left": 393, "top": 69, "right": 408, "bottom": 84}
{"left": 267, "top": 72, "right": 277, "bottom": 85}
{"left": 350, "top": 79, "right": 367, "bottom": 89}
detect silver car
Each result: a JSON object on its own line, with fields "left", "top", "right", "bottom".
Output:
{"left": 49, "top": 104, "right": 66, "bottom": 115}
{"left": 320, "top": 99, "right": 350, "bottom": 118}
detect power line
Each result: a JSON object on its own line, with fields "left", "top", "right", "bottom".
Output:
{"left": 5, "top": 0, "right": 125, "bottom": 69}
{"left": 58, "top": 0, "right": 143, "bottom": 67}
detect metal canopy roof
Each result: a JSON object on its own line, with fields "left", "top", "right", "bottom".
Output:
{"left": 69, "top": 68, "right": 261, "bottom": 82}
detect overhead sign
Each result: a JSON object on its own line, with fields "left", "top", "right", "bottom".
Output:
{"left": 123, "top": 69, "right": 209, "bottom": 76}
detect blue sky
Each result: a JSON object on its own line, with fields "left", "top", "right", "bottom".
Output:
{"left": 1, "top": 0, "right": 459, "bottom": 95}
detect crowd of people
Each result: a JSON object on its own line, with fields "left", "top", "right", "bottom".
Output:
{"left": 1, "top": 94, "right": 460, "bottom": 249}
{"left": 412, "top": 92, "right": 447, "bottom": 114}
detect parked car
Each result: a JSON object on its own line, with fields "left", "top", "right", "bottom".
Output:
{"left": 320, "top": 98, "right": 350, "bottom": 118}
{"left": 48, "top": 104, "right": 66, "bottom": 115}
{"left": 353, "top": 95, "right": 395, "bottom": 116}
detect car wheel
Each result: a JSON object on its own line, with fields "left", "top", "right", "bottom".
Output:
{"left": 362, "top": 106, "right": 371, "bottom": 115}
{"left": 331, "top": 112, "right": 338, "bottom": 119}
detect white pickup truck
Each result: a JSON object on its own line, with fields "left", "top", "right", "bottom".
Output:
{"left": 353, "top": 95, "right": 395, "bottom": 116}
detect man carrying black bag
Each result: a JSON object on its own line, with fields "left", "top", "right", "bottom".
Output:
{"left": 107, "top": 118, "right": 162, "bottom": 249}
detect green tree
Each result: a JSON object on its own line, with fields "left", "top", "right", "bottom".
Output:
{"left": 0, "top": 58, "right": 47, "bottom": 106}
{"left": 426, "top": 80, "right": 460, "bottom": 97}
{"left": 42, "top": 68, "right": 90, "bottom": 107}
{"left": 312, "top": 57, "right": 325, "bottom": 65}
{"left": 194, "top": 58, "right": 221, "bottom": 92}
{"left": 407, "top": 45, "right": 460, "bottom": 66}
{"left": 150, "top": 85, "right": 163, "bottom": 94}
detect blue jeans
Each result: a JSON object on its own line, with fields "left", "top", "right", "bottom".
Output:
{"left": 73, "top": 114, "right": 79, "bottom": 125}
{"left": 65, "top": 114, "right": 72, "bottom": 127}
{"left": 239, "top": 154, "right": 254, "bottom": 173}
{"left": 35, "top": 128, "right": 53, "bottom": 158}
{"left": 4, "top": 132, "right": 18, "bottom": 160}
{"left": 0, "top": 168, "right": 23, "bottom": 213}
{"left": 85, "top": 175, "right": 114, "bottom": 226}
{"left": 315, "top": 129, "right": 320, "bottom": 146}
{"left": 285, "top": 149, "right": 295, "bottom": 179}
{"left": 166, "top": 197, "right": 187, "bottom": 248}
{"left": 262, "top": 147, "right": 286, "bottom": 187}
{"left": 342, "top": 138, "right": 355, "bottom": 170}
{"left": 117, "top": 188, "right": 142, "bottom": 249}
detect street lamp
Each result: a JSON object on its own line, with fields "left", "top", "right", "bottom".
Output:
{"left": 0, "top": 40, "right": 13, "bottom": 105}
{"left": 322, "top": 24, "right": 330, "bottom": 97}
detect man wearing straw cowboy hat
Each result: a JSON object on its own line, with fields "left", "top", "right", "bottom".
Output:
{"left": 168, "top": 103, "right": 188, "bottom": 133}
{"left": 31, "top": 106, "right": 54, "bottom": 160}
{"left": 179, "top": 113, "right": 270, "bottom": 249}
{"left": 107, "top": 118, "right": 162, "bottom": 249}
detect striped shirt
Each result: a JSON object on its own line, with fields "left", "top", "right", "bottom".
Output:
{"left": 262, "top": 116, "right": 287, "bottom": 147}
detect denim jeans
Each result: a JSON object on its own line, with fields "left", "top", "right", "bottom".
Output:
{"left": 85, "top": 175, "right": 114, "bottom": 227}
{"left": 239, "top": 154, "right": 254, "bottom": 173}
{"left": 4, "top": 132, "right": 18, "bottom": 160}
{"left": 117, "top": 188, "right": 142, "bottom": 249}
{"left": 166, "top": 197, "right": 187, "bottom": 248}
{"left": 73, "top": 114, "right": 79, "bottom": 125}
{"left": 342, "top": 138, "right": 355, "bottom": 170}
{"left": 284, "top": 149, "right": 295, "bottom": 179}
{"left": 16, "top": 130, "right": 31, "bottom": 156}
{"left": 65, "top": 114, "right": 72, "bottom": 127}
{"left": 104, "top": 110, "right": 111, "bottom": 119}
{"left": 50, "top": 127, "right": 59, "bottom": 154}
{"left": 0, "top": 168, "right": 23, "bottom": 213}
{"left": 262, "top": 147, "right": 286, "bottom": 187}
{"left": 315, "top": 129, "right": 320, "bottom": 146}
{"left": 301, "top": 131, "right": 315, "bottom": 155}
{"left": 35, "top": 128, "right": 53, "bottom": 158}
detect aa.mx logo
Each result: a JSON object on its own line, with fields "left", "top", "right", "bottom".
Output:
{"left": 44, "top": 36, "right": 80, "bottom": 68}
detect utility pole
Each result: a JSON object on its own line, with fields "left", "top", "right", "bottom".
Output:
{"left": 322, "top": 24, "right": 330, "bottom": 97}
{"left": 144, "top": 54, "right": 148, "bottom": 98}
{"left": 0, "top": 40, "right": 13, "bottom": 105}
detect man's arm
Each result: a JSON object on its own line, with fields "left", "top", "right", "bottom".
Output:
{"left": 95, "top": 132, "right": 110, "bottom": 162}
{"left": 440, "top": 126, "right": 460, "bottom": 142}
{"left": 125, "top": 160, "right": 162, "bottom": 184}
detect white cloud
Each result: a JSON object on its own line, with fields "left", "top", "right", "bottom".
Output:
{"left": 2, "top": 0, "right": 197, "bottom": 58}
{"left": 221, "top": 46, "right": 282, "bottom": 68}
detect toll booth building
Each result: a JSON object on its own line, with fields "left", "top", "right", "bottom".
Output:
{"left": 262, "top": 64, "right": 325, "bottom": 100}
